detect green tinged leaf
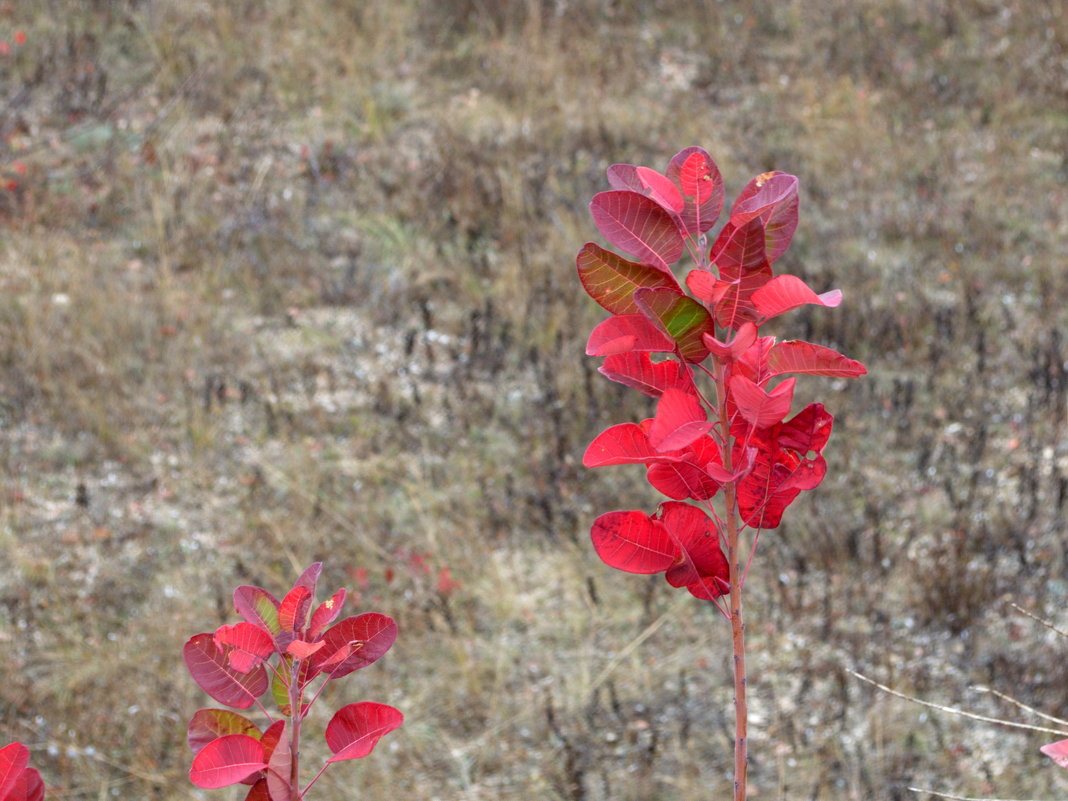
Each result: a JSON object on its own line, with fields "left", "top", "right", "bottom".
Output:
{"left": 633, "top": 288, "right": 713, "bottom": 362}
{"left": 576, "top": 243, "right": 681, "bottom": 314}
{"left": 271, "top": 656, "right": 293, "bottom": 716}
{"left": 188, "top": 709, "right": 261, "bottom": 755}
{"left": 233, "top": 586, "right": 281, "bottom": 637}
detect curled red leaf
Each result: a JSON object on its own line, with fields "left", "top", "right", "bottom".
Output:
{"left": 751, "top": 274, "right": 841, "bottom": 320}
{"left": 326, "top": 703, "right": 404, "bottom": 762}
{"left": 586, "top": 314, "right": 674, "bottom": 357}
{"left": 214, "top": 622, "right": 275, "bottom": 674}
{"left": 647, "top": 389, "right": 712, "bottom": 452}
{"left": 189, "top": 735, "right": 267, "bottom": 789}
{"left": 598, "top": 352, "right": 696, "bottom": 398}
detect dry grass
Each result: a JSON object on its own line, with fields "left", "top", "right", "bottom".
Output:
{"left": 1, "top": 0, "right": 1068, "bottom": 798}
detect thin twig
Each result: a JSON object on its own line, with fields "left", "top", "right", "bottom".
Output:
{"left": 908, "top": 786, "right": 1045, "bottom": 801}
{"left": 1011, "top": 603, "right": 1068, "bottom": 640}
{"left": 848, "top": 670, "right": 1068, "bottom": 737}
{"left": 970, "top": 685, "right": 1068, "bottom": 728}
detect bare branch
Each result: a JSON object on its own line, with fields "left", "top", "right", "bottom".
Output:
{"left": 848, "top": 670, "right": 1068, "bottom": 737}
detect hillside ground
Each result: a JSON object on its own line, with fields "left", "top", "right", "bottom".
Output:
{"left": 1, "top": 2, "right": 1067, "bottom": 799}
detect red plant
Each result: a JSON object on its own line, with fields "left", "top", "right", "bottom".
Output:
{"left": 184, "top": 563, "right": 403, "bottom": 800}
{"left": 0, "top": 742, "right": 44, "bottom": 801}
{"left": 578, "top": 147, "right": 865, "bottom": 799}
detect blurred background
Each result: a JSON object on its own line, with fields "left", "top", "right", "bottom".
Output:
{"left": 0, "top": 1, "right": 1066, "bottom": 799}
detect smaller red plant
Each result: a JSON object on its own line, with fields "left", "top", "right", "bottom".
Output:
{"left": 0, "top": 742, "right": 44, "bottom": 801}
{"left": 184, "top": 563, "right": 403, "bottom": 800}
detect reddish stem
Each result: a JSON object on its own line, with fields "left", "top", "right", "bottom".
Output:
{"left": 726, "top": 482, "right": 748, "bottom": 801}
{"left": 714, "top": 356, "right": 748, "bottom": 801}
{"left": 301, "top": 760, "right": 332, "bottom": 798}
{"left": 287, "top": 659, "right": 302, "bottom": 796}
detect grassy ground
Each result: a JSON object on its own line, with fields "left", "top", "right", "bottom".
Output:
{"left": 1, "top": 1, "right": 1067, "bottom": 799}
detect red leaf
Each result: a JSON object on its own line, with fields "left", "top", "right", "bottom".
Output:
{"left": 189, "top": 735, "right": 267, "bottom": 789}
{"left": 734, "top": 404, "right": 834, "bottom": 528}
{"left": 184, "top": 633, "right": 269, "bottom": 709}
{"left": 277, "top": 586, "right": 312, "bottom": 635}
{"left": 598, "top": 352, "right": 696, "bottom": 398}
{"left": 583, "top": 422, "right": 659, "bottom": 468}
{"left": 734, "top": 335, "right": 777, "bottom": 386}
{"left": 736, "top": 449, "right": 804, "bottom": 530}
{"left": 0, "top": 743, "right": 29, "bottom": 800}
{"left": 702, "top": 322, "right": 758, "bottom": 361}
{"left": 319, "top": 643, "right": 356, "bottom": 670}
{"left": 685, "top": 270, "right": 730, "bottom": 305}
{"left": 233, "top": 586, "right": 281, "bottom": 638}
{"left": 605, "top": 163, "right": 644, "bottom": 193}
{"left": 751, "top": 275, "right": 841, "bottom": 320}
{"left": 635, "top": 166, "right": 683, "bottom": 213}
{"left": 586, "top": 314, "right": 674, "bottom": 357}
{"left": 766, "top": 340, "right": 867, "bottom": 378}
{"left": 311, "top": 614, "right": 398, "bottom": 678}
{"left": 730, "top": 171, "right": 799, "bottom": 262}
{"left": 286, "top": 640, "right": 325, "bottom": 659}
{"left": 666, "top": 147, "right": 724, "bottom": 235}
{"left": 730, "top": 375, "right": 796, "bottom": 429}
{"left": 0, "top": 762, "right": 44, "bottom": 801}
{"left": 292, "top": 562, "right": 322, "bottom": 596}
{"left": 325, "top": 703, "right": 404, "bottom": 762}
{"left": 775, "top": 402, "right": 834, "bottom": 455}
{"left": 260, "top": 720, "right": 286, "bottom": 763}
{"left": 1041, "top": 739, "right": 1068, "bottom": 768}
{"left": 710, "top": 219, "right": 773, "bottom": 328}
{"left": 633, "top": 287, "right": 714, "bottom": 362}
{"left": 308, "top": 588, "right": 347, "bottom": 640}
{"left": 265, "top": 726, "right": 292, "bottom": 801}
{"left": 577, "top": 243, "right": 681, "bottom": 315}
{"left": 436, "top": 566, "right": 461, "bottom": 595}
{"left": 659, "top": 503, "right": 729, "bottom": 599}
{"left": 647, "top": 389, "right": 712, "bottom": 452}
{"left": 778, "top": 456, "right": 827, "bottom": 493}
{"left": 243, "top": 779, "right": 270, "bottom": 801}
{"left": 645, "top": 436, "right": 723, "bottom": 500}
{"left": 214, "top": 622, "right": 275, "bottom": 674}
{"left": 711, "top": 217, "right": 767, "bottom": 274}
{"left": 16, "top": 768, "right": 43, "bottom": 801}
{"left": 647, "top": 462, "right": 716, "bottom": 500}
{"left": 187, "top": 709, "right": 261, "bottom": 756}
{"left": 590, "top": 510, "right": 678, "bottom": 574}
{"left": 606, "top": 164, "right": 685, "bottom": 217}
{"left": 589, "top": 191, "right": 684, "bottom": 270}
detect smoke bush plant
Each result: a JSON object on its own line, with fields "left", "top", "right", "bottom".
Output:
{"left": 183, "top": 562, "right": 403, "bottom": 800}
{"left": 577, "top": 147, "right": 865, "bottom": 799}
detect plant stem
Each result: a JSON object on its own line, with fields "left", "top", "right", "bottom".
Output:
{"left": 288, "top": 659, "right": 302, "bottom": 796}
{"left": 726, "top": 482, "right": 748, "bottom": 801}
{"left": 713, "top": 355, "right": 748, "bottom": 800}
